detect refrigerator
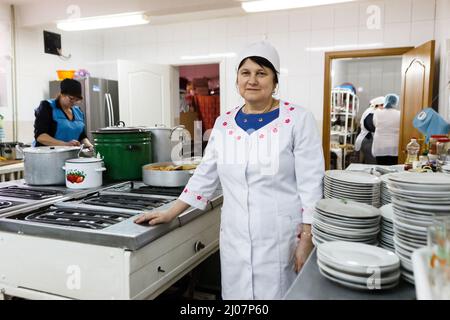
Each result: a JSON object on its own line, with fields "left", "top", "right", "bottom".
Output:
{"left": 49, "top": 77, "right": 119, "bottom": 141}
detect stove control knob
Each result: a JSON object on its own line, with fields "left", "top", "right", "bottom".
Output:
{"left": 194, "top": 241, "right": 205, "bottom": 252}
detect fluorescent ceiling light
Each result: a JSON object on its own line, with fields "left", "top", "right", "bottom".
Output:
{"left": 181, "top": 52, "right": 236, "bottom": 60}
{"left": 242, "top": 0, "right": 356, "bottom": 13}
{"left": 57, "top": 12, "right": 149, "bottom": 31}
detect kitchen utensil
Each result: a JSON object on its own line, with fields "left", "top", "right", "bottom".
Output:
{"left": 63, "top": 157, "right": 106, "bottom": 189}
{"left": 23, "top": 146, "right": 80, "bottom": 185}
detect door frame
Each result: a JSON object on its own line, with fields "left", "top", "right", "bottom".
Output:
{"left": 171, "top": 58, "right": 227, "bottom": 117}
{"left": 322, "top": 47, "right": 414, "bottom": 170}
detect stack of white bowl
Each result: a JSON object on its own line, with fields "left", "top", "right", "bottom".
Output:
{"left": 380, "top": 174, "right": 392, "bottom": 205}
{"left": 312, "top": 198, "right": 381, "bottom": 246}
{"left": 379, "top": 204, "right": 395, "bottom": 252}
{"left": 324, "top": 170, "right": 381, "bottom": 208}
{"left": 317, "top": 241, "right": 401, "bottom": 290}
{"left": 387, "top": 172, "right": 450, "bottom": 284}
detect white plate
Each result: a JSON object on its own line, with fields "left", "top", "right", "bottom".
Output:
{"left": 318, "top": 241, "right": 400, "bottom": 271}
{"left": 388, "top": 172, "right": 450, "bottom": 185}
{"left": 402, "top": 271, "right": 415, "bottom": 284}
{"left": 318, "top": 266, "right": 400, "bottom": 290}
{"left": 390, "top": 193, "right": 450, "bottom": 204}
{"left": 392, "top": 198, "right": 450, "bottom": 212}
{"left": 388, "top": 186, "right": 450, "bottom": 198}
{"left": 312, "top": 226, "right": 377, "bottom": 243}
{"left": 316, "top": 199, "right": 381, "bottom": 219}
{"left": 317, "top": 259, "right": 400, "bottom": 284}
{"left": 325, "top": 170, "right": 382, "bottom": 185}
{"left": 380, "top": 204, "right": 394, "bottom": 222}
{"left": 317, "top": 260, "right": 401, "bottom": 285}
{"left": 312, "top": 226, "right": 378, "bottom": 242}
{"left": 317, "top": 251, "right": 399, "bottom": 275}
{"left": 393, "top": 218, "right": 428, "bottom": 233}
{"left": 315, "top": 210, "right": 380, "bottom": 225}
{"left": 313, "top": 218, "right": 380, "bottom": 235}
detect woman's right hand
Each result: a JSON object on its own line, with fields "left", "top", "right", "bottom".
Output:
{"left": 134, "top": 210, "right": 177, "bottom": 225}
{"left": 65, "top": 140, "right": 81, "bottom": 147}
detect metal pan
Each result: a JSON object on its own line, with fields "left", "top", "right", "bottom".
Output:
{"left": 142, "top": 161, "right": 196, "bottom": 187}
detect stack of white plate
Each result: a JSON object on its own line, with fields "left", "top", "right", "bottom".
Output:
{"left": 387, "top": 172, "right": 450, "bottom": 284}
{"left": 380, "top": 174, "right": 392, "bottom": 205}
{"left": 441, "top": 164, "right": 450, "bottom": 174}
{"left": 317, "top": 241, "right": 401, "bottom": 290}
{"left": 324, "top": 170, "right": 381, "bottom": 208}
{"left": 312, "top": 198, "right": 381, "bottom": 246}
{"left": 379, "top": 204, "right": 395, "bottom": 252}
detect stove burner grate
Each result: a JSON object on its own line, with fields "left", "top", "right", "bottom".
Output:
{"left": 23, "top": 207, "right": 135, "bottom": 230}
{"left": 0, "top": 186, "right": 61, "bottom": 200}
{"left": 82, "top": 194, "right": 172, "bottom": 211}
{"left": 131, "top": 185, "right": 185, "bottom": 197}
{"left": 0, "top": 200, "right": 13, "bottom": 209}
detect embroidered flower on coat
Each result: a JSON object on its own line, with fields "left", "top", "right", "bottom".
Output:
{"left": 285, "top": 118, "right": 291, "bottom": 124}
{"left": 223, "top": 122, "right": 228, "bottom": 126}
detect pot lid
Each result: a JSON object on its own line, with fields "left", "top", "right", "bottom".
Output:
{"left": 22, "top": 146, "right": 80, "bottom": 154}
{"left": 92, "top": 126, "right": 151, "bottom": 133}
{"left": 66, "top": 157, "right": 103, "bottom": 163}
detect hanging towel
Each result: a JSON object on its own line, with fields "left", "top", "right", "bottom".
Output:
{"left": 413, "top": 108, "right": 450, "bottom": 142}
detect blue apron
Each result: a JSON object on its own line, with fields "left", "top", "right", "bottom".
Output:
{"left": 48, "top": 99, "right": 85, "bottom": 142}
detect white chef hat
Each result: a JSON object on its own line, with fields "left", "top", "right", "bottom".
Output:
{"left": 369, "top": 96, "right": 385, "bottom": 107}
{"left": 236, "top": 41, "right": 280, "bottom": 73}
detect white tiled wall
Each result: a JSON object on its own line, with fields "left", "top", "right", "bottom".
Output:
{"left": 10, "top": 0, "right": 450, "bottom": 143}
{"left": 15, "top": 27, "right": 103, "bottom": 143}
{"left": 0, "top": 4, "right": 12, "bottom": 141}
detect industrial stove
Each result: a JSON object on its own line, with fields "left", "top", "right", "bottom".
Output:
{"left": 0, "top": 180, "right": 223, "bottom": 300}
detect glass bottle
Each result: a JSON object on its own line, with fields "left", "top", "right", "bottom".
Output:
{"left": 405, "top": 138, "right": 420, "bottom": 167}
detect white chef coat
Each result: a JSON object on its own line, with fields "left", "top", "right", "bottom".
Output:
{"left": 354, "top": 106, "right": 375, "bottom": 151}
{"left": 372, "top": 108, "right": 401, "bottom": 157}
{"left": 178, "top": 101, "right": 324, "bottom": 300}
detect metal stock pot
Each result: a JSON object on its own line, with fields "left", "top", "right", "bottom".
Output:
{"left": 142, "top": 161, "right": 197, "bottom": 187}
{"left": 23, "top": 146, "right": 81, "bottom": 185}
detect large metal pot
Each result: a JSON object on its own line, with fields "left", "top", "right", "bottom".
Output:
{"left": 23, "top": 146, "right": 81, "bottom": 185}
{"left": 147, "top": 125, "right": 185, "bottom": 163}
{"left": 142, "top": 161, "right": 196, "bottom": 187}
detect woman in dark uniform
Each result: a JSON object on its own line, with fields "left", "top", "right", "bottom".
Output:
{"left": 33, "top": 78, "right": 93, "bottom": 149}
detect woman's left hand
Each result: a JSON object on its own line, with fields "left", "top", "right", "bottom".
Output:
{"left": 294, "top": 235, "right": 315, "bottom": 273}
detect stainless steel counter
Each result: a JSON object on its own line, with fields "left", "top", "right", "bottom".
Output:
{"left": 284, "top": 249, "right": 416, "bottom": 300}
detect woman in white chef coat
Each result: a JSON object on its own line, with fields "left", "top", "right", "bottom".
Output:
{"left": 372, "top": 94, "right": 401, "bottom": 165}
{"left": 135, "top": 41, "right": 325, "bottom": 300}
{"left": 354, "top": 96, "right": 384, "bottom": 164}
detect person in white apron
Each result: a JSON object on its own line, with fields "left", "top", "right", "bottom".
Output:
{"left": 135, "top": 41, "right": 325, "bottom": 300}
{"left": 354, "top": 96, "right": 384, "bottom": 164}
{"left": 372, "top": 94, "right": 401, "bottom": 165}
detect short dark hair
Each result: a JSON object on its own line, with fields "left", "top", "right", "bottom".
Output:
{"left": 238, "top": 56, "right": 279, "bottom": 85}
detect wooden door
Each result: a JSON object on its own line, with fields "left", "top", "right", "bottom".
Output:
{"left": 117, "top": 60, "right": 178, "bottom": 127}
{"left": 398, "top": 41, "right": 435, "bottom": 163}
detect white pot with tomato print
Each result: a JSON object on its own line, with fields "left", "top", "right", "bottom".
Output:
{"left": 63, "top": 158, "right": 106, "bottom": 189}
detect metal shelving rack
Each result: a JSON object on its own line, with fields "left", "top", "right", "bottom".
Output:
{"left": 330, "top": 87, "right": 359, "bottom": 169}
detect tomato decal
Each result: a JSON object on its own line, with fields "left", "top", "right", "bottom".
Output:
{"left": 66, "top": 170, "right": 86, "bottom": 184}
